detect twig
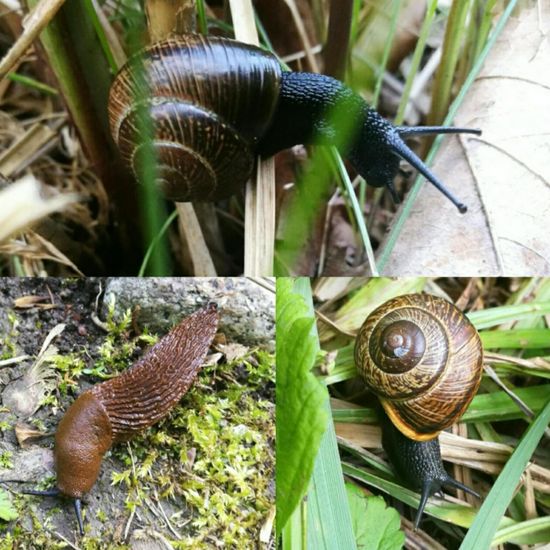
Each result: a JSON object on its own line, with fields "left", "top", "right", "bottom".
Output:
{"left": 0, "top": 0, "right": 67, "bottom": 80}
{"left": 314, "top": 309, "right": 356, "bottom": 338}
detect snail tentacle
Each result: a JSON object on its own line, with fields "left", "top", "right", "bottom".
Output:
{"left": 385, "top": 133, "right": 468, "bottom": 213}
{"left": 397, "top": 126, "right": 482, "bottom": 138}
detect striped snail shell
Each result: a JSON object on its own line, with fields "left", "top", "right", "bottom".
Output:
{"left": 354, "top": 293, "right": 483, "bottom": 441}
{"left": 108, "top": 34, "right": 281, "bottom": 202}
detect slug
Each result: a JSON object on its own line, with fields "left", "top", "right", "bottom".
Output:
{"left": 23, "top": 303, "right": 219, "bottom": 535}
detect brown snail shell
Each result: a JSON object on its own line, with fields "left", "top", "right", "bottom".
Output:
{"left": 354, "top": 293, "right": 483, "bottom": 441}
{"left": 108, "top": 34, "right": 282, "bottom": 202}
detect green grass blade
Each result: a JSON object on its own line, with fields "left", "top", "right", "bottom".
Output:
{"left": 468, "top": 303, "right": 550, "bottom": 329}
{"left": 460, "top": 397, "right": 550, "bottom": 550}
{"left": 480, "top": 329, "right": 550, "bottom": 349}
{"left": 291, "top": 278, "right": 357, "bottom": 549}
{"left": 307, "top": 401, "right": 357, "bottom": 550}
{"left": 138, "top": 209, "right": 179, "bottom": 276}
{"left": 342, "top": 462, "right": 484, "bottom": 529}
{"left": 276, "top": 278, "right": 329, "bottom": 534}
{"left": 493, "top": 516, "right": 550, "bottom": 546}
{"left": 332, "top": 149, "right": 378, "bottom": 275}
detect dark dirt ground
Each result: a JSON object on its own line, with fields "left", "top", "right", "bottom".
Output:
{"left": 0, "top": 278, "right": 275, "bottom": 548}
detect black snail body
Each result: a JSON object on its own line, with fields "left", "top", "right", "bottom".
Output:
{"left": 108, "top": 34, "right": 481, "bottom": 210}
{"left": 354, "top": 294, "right": 483, "bottom": 528}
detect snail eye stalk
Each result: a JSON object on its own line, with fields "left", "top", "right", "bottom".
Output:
{"left": 389, "top": 125, "right": 482, "bottom": 214}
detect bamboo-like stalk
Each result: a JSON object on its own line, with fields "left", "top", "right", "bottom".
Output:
{"left": 324, "top": 0, "right": 353, "bottom": 79}
{"left": 228, "top": 0, "right": 275, "bottom": 277}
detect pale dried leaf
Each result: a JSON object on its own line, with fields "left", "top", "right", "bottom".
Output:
{"left": 217, "top": 342, "right": 250, "bottom": 363}
{"left": 0, "top": 175, "right": 79, "bottom": 244}
{"left": 15, "top": 422, "right": 48, "bottom": 448}
{"left": 381, "top": 4, "right": 550, "bottom": 275}
{"left": 13, "top": 295, "right": 55, "bottom": 309}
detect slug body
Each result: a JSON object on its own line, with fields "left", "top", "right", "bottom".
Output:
{"left": 354, "top": 294, "right": 483, "bottom": 527}
{"left": 27, "top": 304, "right": 218, "bottom": 534}
{"left": 108, "top": 34, "right": 480, "bottom": 210}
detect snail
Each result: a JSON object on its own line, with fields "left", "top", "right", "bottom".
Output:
{"left": 354, "top": 293, "right": 483, "bottom": 528}
{"left": 21, "top": 303, "right": 219, "bottom": 535}
{"left": 108, "top": 33, "right": 481, "bottom": 211}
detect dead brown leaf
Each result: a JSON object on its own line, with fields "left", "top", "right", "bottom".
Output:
{"left": 380, "top": 3, "right": 550, "bottom": 275}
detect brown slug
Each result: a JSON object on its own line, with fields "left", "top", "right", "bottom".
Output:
{"left": 23, "top": 303, "right": 219, "bottom": 535}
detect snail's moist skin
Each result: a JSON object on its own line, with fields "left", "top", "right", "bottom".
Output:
{"left": 257, "top": 71, "right": 401, "bottom": 189}
{"left": 380, "top": 412, "right": 479, "bottom": 529}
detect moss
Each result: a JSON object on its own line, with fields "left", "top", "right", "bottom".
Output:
{"left": 0, "top": 451, "right": 13, "bottom": 469}
{"left": 0, "top": 311, "right": 19, "bottom": 360}
{"left": 110, "top": 350, "right": 275, "bottom": 548}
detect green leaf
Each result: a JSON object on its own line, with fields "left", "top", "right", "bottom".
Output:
{"left": 276, "top": 278, "right": 329, "bottom": 534}
{"left": 0, "top": 489, "right": 17, "bottom": 521}
{"left": 460, "top": 397, "right": 550, "bottom": 550}
{"left": 346, "top": 484, "right": 404, "bottom": 550}
{"left": 468, "top": 303, "right": 550, "bottom": 329}
{"left": 493, "top": 516, "right": 550, "bottom": 546}
{"left": 343, "top": 462, "right": 484, "bottom": 529}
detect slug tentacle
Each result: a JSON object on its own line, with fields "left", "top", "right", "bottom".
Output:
{"left": 74, "top": 499, "right": 84, "bottom": 536}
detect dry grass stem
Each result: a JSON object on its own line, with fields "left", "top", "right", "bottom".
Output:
{"left": 0, "top": 0, "right": 67, "bottom": 79}
{"left": 0, "top": 175, "right": 78, "bottom": 244}
{"left": 229, "top": 0, "right": 275, "bottom": 276}
{"left": 176, "top": 203, "right": 217, "bottom": 275}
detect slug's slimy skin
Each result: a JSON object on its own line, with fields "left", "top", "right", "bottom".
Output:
{"left": 108, "top": 34, "right": 481, "bottom": 210}
{"left": 54, "top": 392, "right": 113, "bottom": 499}
{"left": 26, "top": 303, "right": 219, "bottom": 535}
{"left": 354, "top": 294, "right": 482, "bottom": 528}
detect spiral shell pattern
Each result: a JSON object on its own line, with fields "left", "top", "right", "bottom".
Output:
{"left": 108, "top": 34, "right": 282, "bottom": 201}
{"left": 354, "top": 294, "right": 483, "bottom": 441}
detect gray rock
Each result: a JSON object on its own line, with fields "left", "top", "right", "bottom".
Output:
{"left": 103, "top": 277, "right": 275, "bottom": 349}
